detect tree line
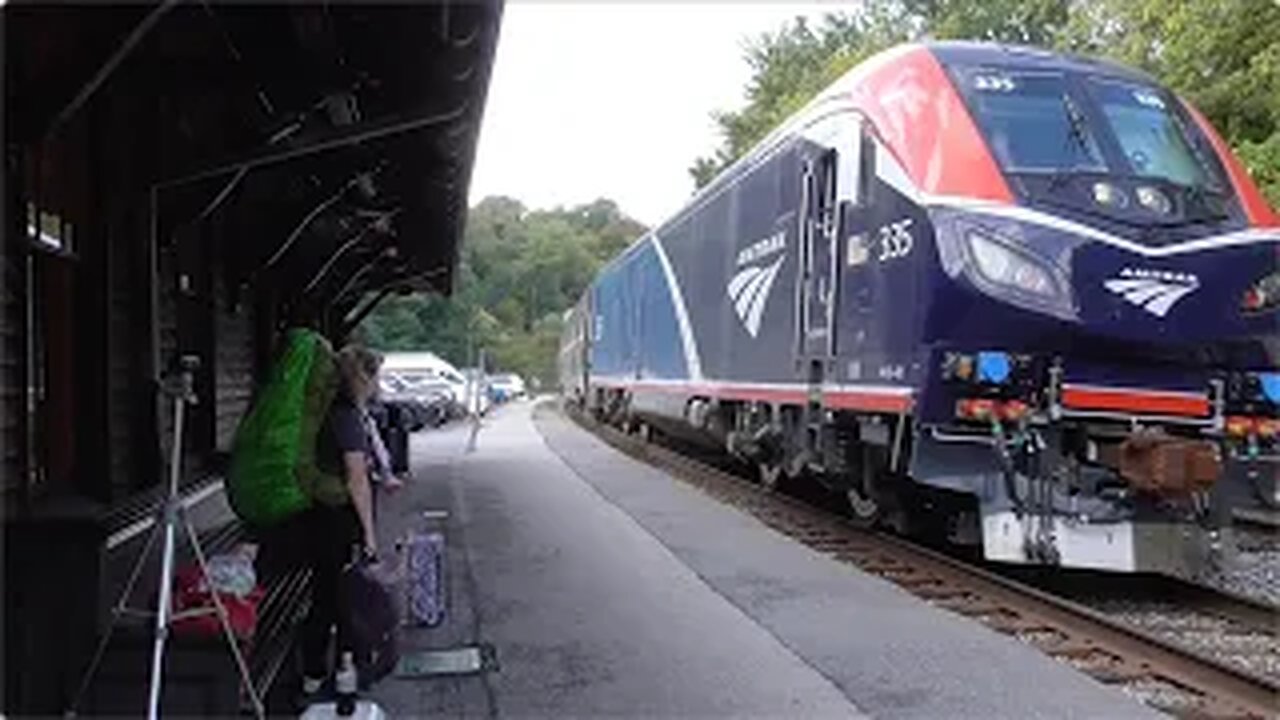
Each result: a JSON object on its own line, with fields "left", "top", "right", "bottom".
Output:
{"left": 359, "top": 198, "right": 646, "bottom": 387}
{"left": 690, "top": 0, "right": 1279, "bottom": 205}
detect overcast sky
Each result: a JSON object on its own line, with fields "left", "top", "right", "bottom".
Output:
{"left": 468, "top": 3, "right": 841, "bottom": 227}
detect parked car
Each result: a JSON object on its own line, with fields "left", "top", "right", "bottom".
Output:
{"left": 488, "top": 373, "right": 526, "bottom": 403}
{"left": 382, "top": 352, "right": 469, "bottom": 407}
{"left": 379, "top": 371, "right": 463, "bottom": 423}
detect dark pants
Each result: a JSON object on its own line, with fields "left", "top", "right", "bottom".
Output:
{"left": 298, "top": 504, "right": 361, "bottom": 679}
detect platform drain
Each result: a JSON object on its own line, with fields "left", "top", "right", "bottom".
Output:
{"left": 395, "top": 644, "right": 496, "bottom": 678}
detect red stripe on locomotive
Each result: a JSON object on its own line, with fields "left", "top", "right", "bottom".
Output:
{"left": 844, "top": 45, "right": 1014, "bottom": 205}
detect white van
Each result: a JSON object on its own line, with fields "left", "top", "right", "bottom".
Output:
{"left": 380, "top": 352, "right": 468, "bottom": 407}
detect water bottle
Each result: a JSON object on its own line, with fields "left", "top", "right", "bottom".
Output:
{"left": 335, "top": 651, "right": 358, "bottom": 717}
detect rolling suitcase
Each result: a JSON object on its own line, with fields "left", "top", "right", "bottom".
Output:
{"left": 405, "top": 529, "right": 446, "bottom": 627}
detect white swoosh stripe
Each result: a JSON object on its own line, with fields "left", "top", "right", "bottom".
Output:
{"left": 871, "top": 137, "right": 1280, "bottom": 258}
{"left": 937, "top": 199, "right": 1279, "bottom": 257}
{"left": 1144, "top": 286, "right": 1195, "bottom": 317}
{"left": 744, "top": 257, "right": 785, "bottom": 336}
{"left": 727, "top": 266, "right": 760, "bottom": 302}
{"left": 1126, "top": 282, "right": 1175, "bottom": 305}
{"left": 736, "top": 263, "right": 775, "bottom": 326}
{"left": 733, "top": 267, "right": 769, "bottom": 320}
{"left": 650, "top": 234, "right": 704, "bottom": 380}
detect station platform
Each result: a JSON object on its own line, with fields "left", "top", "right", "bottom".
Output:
{"left": 369, "top": 399, "right": 1160, "bottom": 719}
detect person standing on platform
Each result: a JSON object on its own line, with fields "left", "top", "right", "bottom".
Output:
{"left": 298, "top": 344, "right": 382, "bottom": 706}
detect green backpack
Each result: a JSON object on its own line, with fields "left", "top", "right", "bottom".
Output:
{"left": 227, "top": 328, "right": 342, "bottom": 527}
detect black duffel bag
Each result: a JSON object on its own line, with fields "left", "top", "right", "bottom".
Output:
{"left": 340, "top": 555, "right": 400, "bottom": 688}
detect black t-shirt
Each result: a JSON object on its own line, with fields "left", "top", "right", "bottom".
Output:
{"left": 317, "top": 395, "right": 370, "bottom": 476}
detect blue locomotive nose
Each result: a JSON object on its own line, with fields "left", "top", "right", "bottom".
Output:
{"left": 1072, "top": 239, "right": 1276, "bottom": 345}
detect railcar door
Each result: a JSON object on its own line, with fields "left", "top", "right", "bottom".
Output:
{"left": 797, "top": 146, "right": 838, "bottom": 359}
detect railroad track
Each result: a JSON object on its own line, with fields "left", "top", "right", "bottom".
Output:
{"left": 564, "top": 407, "right": 1280, "bottom": 720}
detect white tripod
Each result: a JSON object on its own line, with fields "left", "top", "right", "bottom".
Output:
{"left": 67, "top": 356, "right": 264, "bottom": 719}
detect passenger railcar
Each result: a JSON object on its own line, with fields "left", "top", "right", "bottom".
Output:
{"left": 560, "top": 42, "right": 1280, "bottom": 578}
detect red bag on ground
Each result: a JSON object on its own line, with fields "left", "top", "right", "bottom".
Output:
{"left": 171, "top": 563, "right": 264, "bottom": 642}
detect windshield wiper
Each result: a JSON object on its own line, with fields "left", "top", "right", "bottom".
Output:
{"left": 1175, "top": 182, "right": 1230, "bottom": 223}
{"left": 1062, "top": 95, "right": 1091, "bottom": 159}
{"left": 1047, "top": 95, "right": 1094, "bottom": 193}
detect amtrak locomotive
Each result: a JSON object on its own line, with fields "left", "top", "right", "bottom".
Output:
{"left": 559, "top": 42, "right": 1280, "bottom": 578}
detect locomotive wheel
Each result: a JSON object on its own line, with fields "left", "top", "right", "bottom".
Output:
{"left": 758, "top": 461, "right": 785, "bottom": 491}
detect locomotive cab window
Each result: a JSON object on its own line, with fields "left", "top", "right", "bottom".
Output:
{"left": 1086, "top": 78, "right": 1226, "bottom": 193}
{"left": 954, "top": 68, "right": 1107, "bottom": 174}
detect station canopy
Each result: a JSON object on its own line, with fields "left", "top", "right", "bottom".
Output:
{"left": 7, "top": 2, "right": 503, "bottom": 325}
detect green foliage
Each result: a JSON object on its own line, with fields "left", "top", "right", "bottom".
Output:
{"left": 359, "top": 197, "right": 647, "bottom": 388}
{"left": 1057, "top": 0, "right": 1280, "bottom": 206}
{"left": 691, "top": 11, "right": 909, "bottom": 187}
{"left": 690, "top": 0, "right": 1280, "bottom": 207}
{"left": 907, "top": 0, "right": 1070, "bottom": 46}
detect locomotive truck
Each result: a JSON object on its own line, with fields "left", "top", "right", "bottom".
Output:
{"left": 559, "top": 42, "right": 1279, "bottom": 578}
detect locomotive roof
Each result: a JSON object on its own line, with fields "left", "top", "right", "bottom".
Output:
{"left": 604, "top": 41, "right": 1169, "bottom": 273}
{"left": 924, "top": 41, "right": 1158, "bottom": 85}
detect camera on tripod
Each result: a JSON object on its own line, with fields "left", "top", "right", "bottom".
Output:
{"left": 161, "top": 355, "right": 202, "bottom": 403}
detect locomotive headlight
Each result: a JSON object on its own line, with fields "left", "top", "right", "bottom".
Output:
{"left": 1135, "top": 185, "right": 1173, "bottom": 215}
{"left": 967, "top": 231, "right": 1057, "bottom": 297}
{"left": 1092, "top": 182, "right": 1128, "bottom": 208}
{"left": 1242, "top": 271, "right": 1280, "bottom": 313}
{"left": 935, "top": 215, "right": 1078, "bottom": 321}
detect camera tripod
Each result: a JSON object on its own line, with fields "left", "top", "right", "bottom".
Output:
{"left": 67, "top": 356, "right": 264, "bottom": 719}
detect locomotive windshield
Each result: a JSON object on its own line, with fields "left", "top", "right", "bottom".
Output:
{"left": 1086, "top": 77, "right": 1219, "bottom": 190}
{"left": 953, "top": 66, "right": 1229, "bottom": 198}
{"left": 956, "top": 69, "right": 1108, "bottom": 174}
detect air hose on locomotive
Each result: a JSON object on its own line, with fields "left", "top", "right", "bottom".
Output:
{"left": 987, "top": 413, "right": 1132, "bottom": 562}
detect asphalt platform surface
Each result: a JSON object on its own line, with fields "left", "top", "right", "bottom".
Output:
{"left": 367, "top": 399, "right": 1159, "bottom": 719}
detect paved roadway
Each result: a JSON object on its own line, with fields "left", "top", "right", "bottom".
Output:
{"left": 369, "top": 399, "right": 1160, "bottom": 719}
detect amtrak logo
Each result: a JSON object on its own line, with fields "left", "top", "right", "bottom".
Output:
{"left": 1103, "top": 267, "right": 1200, "bottom": 318}
{"left": 727, "top": 254, "right": 786, "bottom": 338}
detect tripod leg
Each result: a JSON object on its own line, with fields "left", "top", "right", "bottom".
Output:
{"left": 65, "top": 518, "right": 163, "bottom": 717}
{"left": 182, "top": 514, "right": 265, "bottom": 720}
{"left": 146, "top": 499, "right": 179, "bottom": 720}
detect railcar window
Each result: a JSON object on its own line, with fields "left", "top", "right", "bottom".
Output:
{"left": 1088, "top": 78, "right": 1220, "bottom": 191}
{"left": 957, "top": 69, "right": 1107, "bottom": 174}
